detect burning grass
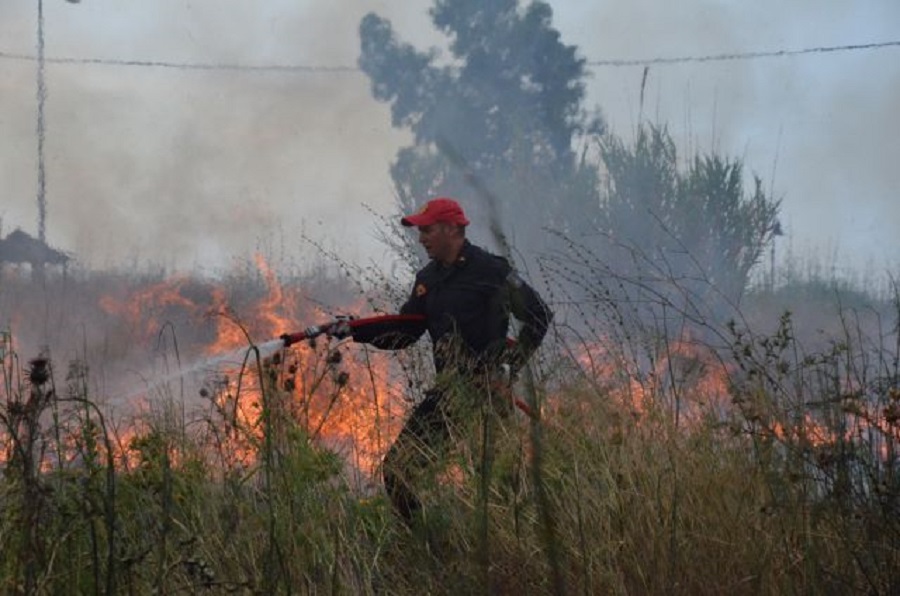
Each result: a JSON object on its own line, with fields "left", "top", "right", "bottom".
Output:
{"left": 1, "top": 259, "right": 899, "bottom": 594}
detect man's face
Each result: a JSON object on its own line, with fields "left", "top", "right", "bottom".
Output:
{"left": 417, "top": 222, "right": 456, "bottom": 262}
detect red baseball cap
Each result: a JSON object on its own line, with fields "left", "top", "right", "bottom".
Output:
{"left": 401, "top": 197, "right": 470, "bottom": 227}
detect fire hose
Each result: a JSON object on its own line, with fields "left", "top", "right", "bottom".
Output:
{"left": 278, "top": 313, "right": 537, "bottom": 420}
{"left": 279, "top": 313, "right": 423, "bottom": 347}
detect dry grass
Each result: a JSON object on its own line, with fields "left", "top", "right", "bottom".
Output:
{"left": 1, "top": 260, "right": 899, "bottom": 594}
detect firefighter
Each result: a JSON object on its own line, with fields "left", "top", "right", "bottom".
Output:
{"left": 347, "top": 197, "right": 553, "bottom": 523}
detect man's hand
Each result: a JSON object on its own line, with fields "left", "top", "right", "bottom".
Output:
{"left": 324, "top": 319, "right": 352, "bottom": 340}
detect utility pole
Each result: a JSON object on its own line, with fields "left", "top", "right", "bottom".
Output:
{"left": 769, "top": 219, "right": 783, "bottom": 292}
{"left": 36, "top": 0, "right": 48, "bottom": 243}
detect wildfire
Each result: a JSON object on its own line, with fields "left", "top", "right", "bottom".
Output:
{"left": 4, "top": 258, "right": 898, "bottom": 492}
{"left": 562, "top": 330, "right": 900, "bottom": 472}
{"left": 94, "top": 254, "right": 407, "bottom": 480}
{"left": 569, "top": 333, "right": 733, "bottom": 424}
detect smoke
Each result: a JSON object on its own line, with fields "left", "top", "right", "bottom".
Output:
{"left": 0, "top": 0, "right": 897, "bottom": 277}
{"left": 551, "top": 0, "right": 900, "bottom": 276}
{"left": 0, "top": 0, "right": 433, "bottom": 273}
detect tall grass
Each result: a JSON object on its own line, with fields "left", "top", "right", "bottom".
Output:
{"left": 1, "top": 256, "right": 898, "bottom": 593}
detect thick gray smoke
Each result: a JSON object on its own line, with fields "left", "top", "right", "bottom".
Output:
{"left": 0, "top": 0, "right": 897, "bottom": 277}
{"left": 0, "top": 0, "right": 433, "bottom": 273}
{"left": 554, "top": 0, "right": 900, "bottom": 278}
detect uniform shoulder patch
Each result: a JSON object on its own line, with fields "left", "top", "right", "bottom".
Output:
{"left": 415, "top": 283, "right": 428, "bottom": 297}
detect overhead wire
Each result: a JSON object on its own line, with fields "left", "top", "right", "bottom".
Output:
{"left": 0, "top": 50, "right": 359, "bottom": 73}
{"left": 0, "top": 40, "right": 898, "bottom": 73}
{"left": 584, "top": 40, "right": 900, "bottom": 67}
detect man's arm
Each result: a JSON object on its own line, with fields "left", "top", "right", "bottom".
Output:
{"left": 349, "top": 284, "right": 427, "bottom": 350}
{"left": 506, "top": 271, "right": 553, "bottom": 372}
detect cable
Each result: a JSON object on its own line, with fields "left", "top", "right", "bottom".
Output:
{"left": 1, "top": 40, "right": 898, "bottom": 73}
{"left": 585, "top": 40, "right": 900, "bottom": 67}
{"left": 0, "top": 50, "right": 359, "bottom": 73}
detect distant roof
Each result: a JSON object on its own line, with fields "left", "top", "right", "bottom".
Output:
{"left": 0, "top": 229, "right": 71, "bottom": 266}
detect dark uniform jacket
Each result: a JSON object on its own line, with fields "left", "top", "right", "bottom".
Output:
{"left": 352, "top": 240, "right": 552, "bottom": 376}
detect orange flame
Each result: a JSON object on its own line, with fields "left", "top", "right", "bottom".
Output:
{"left": 568, "top": 333, "right": 732, "bottom": 425}
{"left": 94, "top": 255, "right": 406, "bottom": 479}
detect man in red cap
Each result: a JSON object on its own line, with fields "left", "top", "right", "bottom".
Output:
{"left": 349, "top": 196, "right": 553, "bottom": 523}
{"left": 398, "top": 197, "right": 471, "bottom": 266}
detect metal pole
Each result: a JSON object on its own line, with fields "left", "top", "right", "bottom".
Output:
{"left": 36, "top": 0, "right": 47, "bottom": 243}
{"left": 770, "top": 238, "right": 775, "bottom": 292}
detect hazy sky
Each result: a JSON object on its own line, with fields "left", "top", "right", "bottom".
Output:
{"left": 1, "top": 0, "right": 898, "bottom": 278}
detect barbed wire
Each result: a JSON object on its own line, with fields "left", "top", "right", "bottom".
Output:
{"left": 0, "top": 40, "right": 898, "bottom": 74}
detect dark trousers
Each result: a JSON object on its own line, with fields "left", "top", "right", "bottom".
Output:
{"left": 382, "top": 390, "right": 455, "bottom": 523}
{"left": 381, "top": 380, "right": 512, "bottom": 523}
